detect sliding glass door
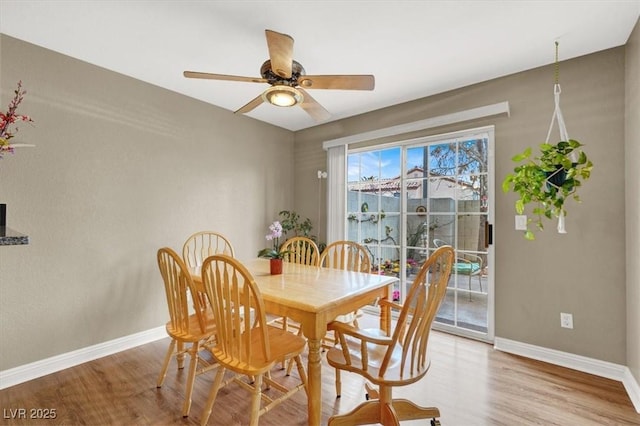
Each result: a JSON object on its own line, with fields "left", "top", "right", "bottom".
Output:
{"left": 346, "top": 127, "right": 494, "bottom": 341}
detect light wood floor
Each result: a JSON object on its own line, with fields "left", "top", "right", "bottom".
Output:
{"left": 1, "top": 329, "right": 638, "bottom": 425}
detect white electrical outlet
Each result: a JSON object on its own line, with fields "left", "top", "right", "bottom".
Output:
{"left": 560, "top": 312, "right": 573, "bottom": 329}
{"left": 515, "top": 215, "right": 528, "bottom": 230}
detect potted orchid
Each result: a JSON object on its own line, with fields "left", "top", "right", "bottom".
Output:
{"left": 257, "top": 221, "right": 290, "bottom": 274}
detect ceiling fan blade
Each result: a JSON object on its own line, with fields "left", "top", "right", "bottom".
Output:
{"left": 184, "top": 71, "right": 267, "bottom": 84}
{"left": 298, "top": 75, "right": 375, "bottom": 90}
{"left": 234, "top": 94, "right": 265, "bottom": 114}
{"left": 265, "top": 29, "right": 294, "bottom": 79}
{"left": 298, "top": 88, "right": 331, "bottom": 122}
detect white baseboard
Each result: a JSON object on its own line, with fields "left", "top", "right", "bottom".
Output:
{"left": 494, "top": 337, "right": 640, "bottom": 413}
{"left": 0, "top": 326, "right": 166, "bottom": 390}
{"left": 623, "top": 367, "right": 640, "bottom": 413}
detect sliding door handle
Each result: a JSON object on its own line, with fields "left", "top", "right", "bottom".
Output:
{"left": 485, "top": 222, "right": 493, "bottom": 247}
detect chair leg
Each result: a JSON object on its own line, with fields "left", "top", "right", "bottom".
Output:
{"left": 285, "top": 358, "right": 295, "bottom": 376}
{"left": 391, "top": 399, "right": 440, "bottom": 423}
{"left": 285, "top": 327, "right": 305, "bottom": 376}
{"left": 335, "top": 369, "right": 341, "bottom": 398}
{"left": 381, "top": 402, "right": 400, "bottom": 426}
{"left": 328, "top": 398, "right": 440, "bottom": 426}
{"left": 279, "top": 318, "right": 289, "bottom": 369}
{"left": 249, "top": 374, "right": 263, "bottom": 426}
{"left": 264, "top": 370, "right": 271, "bottom": 391}
{"left": 378, "top": 387, "right": 400, "bottom": 426}
{"left": 328, "top": 401, "right": 381, "bottom": 426}
{"left": 200, "top": 367, "right": 226, "bottom": 426}
{"left": 352, "top": 316, "right": 360, "bottom": 329}
{"left": 293, "top": 355, "right": 309, "bottom": 397}
{"left": 181, "top": 343, "right": 200, "bottom": 417}
{"left": 365, "top": 382, "right": 379, "bottom": 400}
{"left": 177, "top": 341, "right": 185, "bottom": 369}
{"left": 157, "top": 339, "right": 176, "bottom": 388}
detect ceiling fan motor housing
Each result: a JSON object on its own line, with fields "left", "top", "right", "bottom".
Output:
{"left": 260, "top": 60, "right": 305, "bottom": 87}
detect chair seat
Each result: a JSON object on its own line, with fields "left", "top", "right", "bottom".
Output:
{"left": 326, "top": 328, "right": 429, "bottom": 386}
{"left": 165, "top": 311, "right": 216, "bottom": 343}
{"left": 453, "top": 262, "right": 481, "bottom": 274}
{"left": 209, "top": 324, "right": 307, "bottom": 376}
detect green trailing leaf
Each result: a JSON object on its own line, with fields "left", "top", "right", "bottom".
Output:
{"left": 502, "top": 139, "right": 592, "bottom": 240}
{"left": 568, "top": 139, "right": 582, "bottom": 148}
{"left": 502, "top": 175, "right": 513, "bottom": 192}
{"left": 578, "top": 151, "right": 587, "bottom": 164}
{"left": 511, "top": 147, "right": 531, "bottom": 162}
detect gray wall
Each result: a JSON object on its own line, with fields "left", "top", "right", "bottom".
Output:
{"left": 0, "top": 35, "right": 294, "bottom": 370}
{"left": 625, "top": 19, "right": 640, "bottom": 388}
{"left": 0, "top": 22, "right": 637, "bottom": 379}
{"left": 294, "top": 46, "right": 629, "bottom": 364}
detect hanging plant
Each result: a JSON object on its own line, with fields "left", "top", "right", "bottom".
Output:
{"left": 502, "top": 139, "right": 593, "bottom": 240}
{"left": 502, "top": 42, "right": 594, "bottom": 240}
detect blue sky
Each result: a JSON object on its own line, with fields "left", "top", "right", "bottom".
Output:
{"left": 348, "top": 146, "right": 431, "bottom": 182}
{"left": 348, "top": 138, "right": 488, "bottom": 182}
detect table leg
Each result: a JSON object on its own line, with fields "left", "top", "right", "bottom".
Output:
{"left": 380, "top": 284, "right": 392, "bottom": 335}
{"left": 306, "top": 337, "right": 322, "bottom": 426}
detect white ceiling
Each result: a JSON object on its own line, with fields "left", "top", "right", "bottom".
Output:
{"left": 1, "top": 1, "right": 638, "bottom": 132}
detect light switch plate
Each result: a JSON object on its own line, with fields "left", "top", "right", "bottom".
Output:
{"left": 515, "top": 215, "right": 528, "bottom": 231}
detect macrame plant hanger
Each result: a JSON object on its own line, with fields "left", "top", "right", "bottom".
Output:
{"left": 545, "top": 41, "right": 578, "bottom": 234}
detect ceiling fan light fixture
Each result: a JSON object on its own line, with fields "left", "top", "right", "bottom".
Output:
{"left": 262, "top": 86, "right": 303, "bottom": 107}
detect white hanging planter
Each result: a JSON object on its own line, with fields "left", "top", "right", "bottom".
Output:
{"left": 502, "top": 43, "right": 593, "bottom": 240}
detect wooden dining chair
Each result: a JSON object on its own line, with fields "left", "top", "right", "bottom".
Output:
{"left": 319, "top": 240, "right": 371, "bottom": 274}
{"left": 280, "top": 236, "right": 320, "bottom": 266}
{"left": 319, "top": 240, "right": 372, "bottom": 332}
{"left": 277, "top": 236, "right": 320, "bottom": 372}
{"left": 325, "top": 245, "right": 454, "bottom": 426}
{"left": 156, "top": 247, "right": 217, "bottom": 417}
{"left": 182, "top": 231, "right": 235, "bottom": 268}
{"left": 182, "top": 231, "right": 235, "bottom": 313}
{"left": 199, "top": 254, "right": 308, "bottom": 426}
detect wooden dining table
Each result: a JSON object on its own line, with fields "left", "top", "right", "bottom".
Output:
{"left": 191, "top": 257, "right": 398, "bottom": 426}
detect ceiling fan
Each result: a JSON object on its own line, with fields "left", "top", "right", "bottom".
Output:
{"left": 183, "top": 29, "right": 375, "bottom": 122}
